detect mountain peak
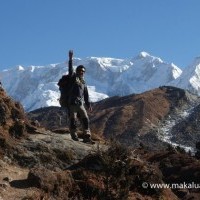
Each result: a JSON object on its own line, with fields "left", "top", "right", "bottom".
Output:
{"left": 16, "top": 65, "right": 25, "bottom": 71}
{"left": 134, "top": 51, "right": 163, "bottom": 63}
{"left": 139, "top": 51, "right": 150, "bottom": 58}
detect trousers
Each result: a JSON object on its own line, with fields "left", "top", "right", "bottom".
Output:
{"left": 68, "top": 104, "right": 91, "bottom": 137}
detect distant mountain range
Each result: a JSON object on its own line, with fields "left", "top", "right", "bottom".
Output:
{"left": 1, "top": 52, "right": 200, "bottom": 111}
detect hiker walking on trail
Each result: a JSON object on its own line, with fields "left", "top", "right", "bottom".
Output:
{"left": 58, "top": 50, "right": 94, "bottom": 144}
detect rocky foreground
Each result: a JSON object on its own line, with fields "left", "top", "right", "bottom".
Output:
{"left": 1, "top": 87, "right": 200, "bottom": 199}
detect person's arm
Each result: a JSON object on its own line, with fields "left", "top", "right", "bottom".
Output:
{"left": 68, "top": 50, "right": 74, "bottom": 76}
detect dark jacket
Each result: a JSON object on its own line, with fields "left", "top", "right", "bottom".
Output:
{"left": 68, "top": 60, "right": 91, "bottom": 108}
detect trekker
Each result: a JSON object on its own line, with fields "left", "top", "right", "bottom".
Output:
{"left": 66, "top": 50, "right": 94, "bottom": 144}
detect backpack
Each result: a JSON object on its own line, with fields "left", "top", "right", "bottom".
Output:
{"left": 57, "top": 75, "right": 75, "bottom": 107}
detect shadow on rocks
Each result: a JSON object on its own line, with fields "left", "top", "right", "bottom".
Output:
{"left": 10, "top": 179, "right": 35, "bottom": 189}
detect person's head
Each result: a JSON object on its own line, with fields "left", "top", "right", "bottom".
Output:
{"left": 76, "top": 65, "right": 86, "bottom": 77}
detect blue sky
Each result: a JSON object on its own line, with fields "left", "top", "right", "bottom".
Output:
{"left": 0, "top": 0, "right": 200, "bottom": 70}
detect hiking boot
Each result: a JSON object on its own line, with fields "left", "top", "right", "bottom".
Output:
{"left": 70, "top": 133, "right": 79, "bottom": 141}
{"left": 83, "top": 137, "right": 95, "bottom": 144}
{"left": 71, "top": 136, "right": 79, "bottom": 141}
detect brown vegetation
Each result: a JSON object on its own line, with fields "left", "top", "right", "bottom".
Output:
{"left": 1, "top": 86, "right": 200, "bottom": 199}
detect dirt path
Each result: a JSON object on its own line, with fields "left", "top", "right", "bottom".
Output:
{"left": 0, "top": 160, "right": 41, "bottom": 200}
{"left": 0, "top": 129, "right": 106, "bottom": 200}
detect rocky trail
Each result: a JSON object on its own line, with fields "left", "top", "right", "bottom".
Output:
{"left": 0, "top": 128, "right": 106, "bottom": 200}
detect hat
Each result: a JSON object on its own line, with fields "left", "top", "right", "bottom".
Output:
{"left": 76, "top": 65, "right": 86, "bottom": 73}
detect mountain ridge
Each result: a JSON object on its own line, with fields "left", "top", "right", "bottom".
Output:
{"left": 27, "top": 86, "right": 200, "bottom": 152}
{"left": 1, "top": 52, "right": 200, "bottom": 111}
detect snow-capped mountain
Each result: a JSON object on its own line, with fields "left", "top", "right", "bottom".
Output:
{"left": 110, "top": 52, "right": 182, "bottom": 95}
{"left": 169, "top": 56, "right": 200, "bottom": 95}
{"left": 0, "top": 51, "right": 198, "bottom": 112}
